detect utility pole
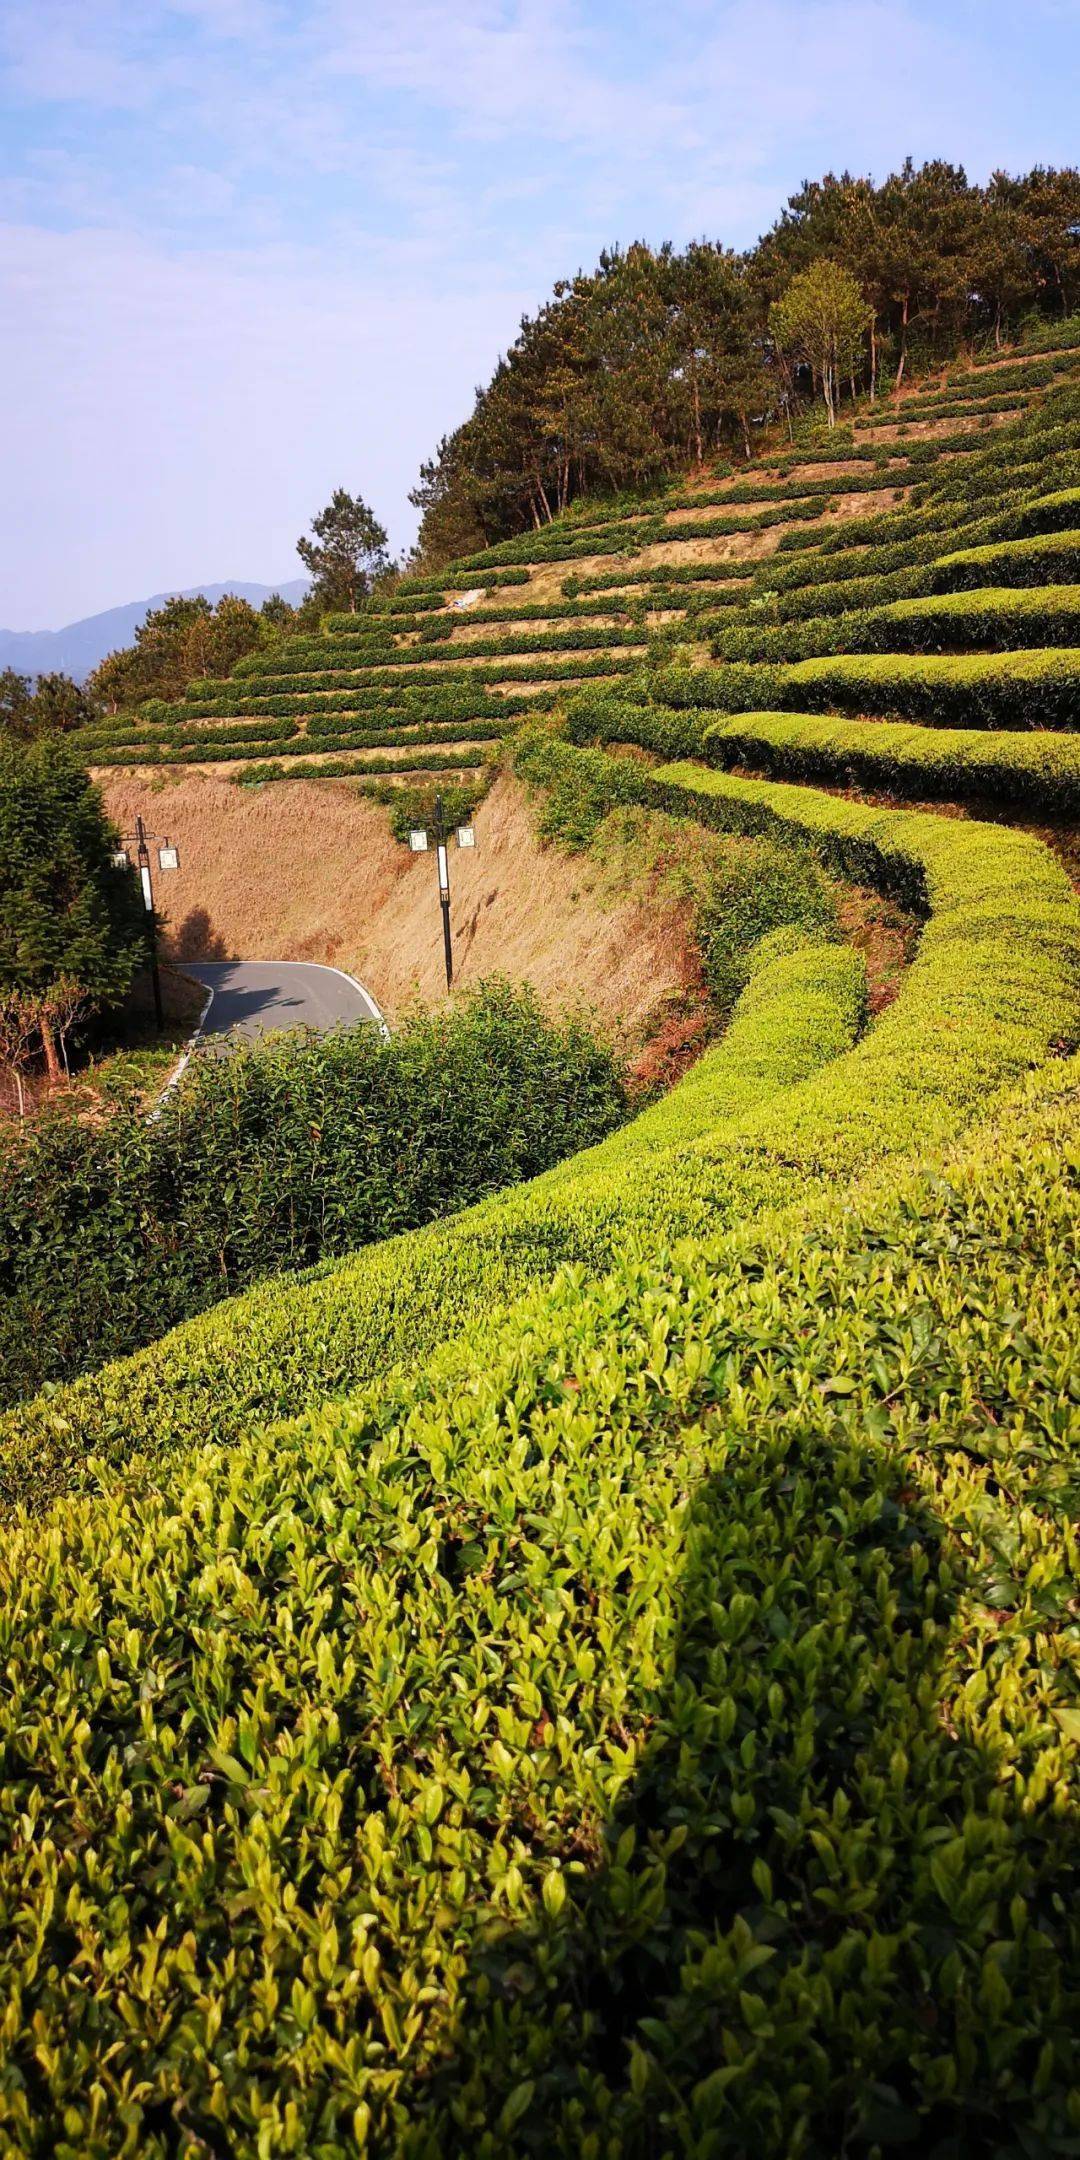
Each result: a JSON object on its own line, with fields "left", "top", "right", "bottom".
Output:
{"left": 407, "top": 796, "right": 476, "bottom": 991}
{"left": 116, "top": 817, "right": 180, "bottom": 1030}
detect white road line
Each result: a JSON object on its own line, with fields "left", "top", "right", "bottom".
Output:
{"left": 149, "top": 982, "right": 214, "bottom": 1120}
{"left": 281, "top": 961, "right": 389, "bottom": 1036}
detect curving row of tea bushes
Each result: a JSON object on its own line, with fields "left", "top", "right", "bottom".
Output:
{"left": 653, "top": 647, "right": 1080, "bottom": 729}
{"left": 715, "top": 584, "right": 1080, "bottom": 663}
{"left": 4, "top": 1028, "right": 1075, "bottom": 2160}
{"left": 242, "top": 625, "right": 650, "bottom": 670}
{"left": 570, "top": 561, "right": 758, "bottom": 595}
{"left": 0, "top": 1057, "right": 1075, "bottom": 2154}
{"left": 695, "top": 708, "right": 1080, "bottom": 810}
{"left": 767, "top": 491, "right": 1080, "bottom": 599}
{"left": 6, "top": 734, "right": 1078, "bottom": 1505}
{"left": 764, "top": 529, "right": 1080, "bottom": 624}
{"left": 562, "top": 687, "right": 1080, "bottom": 813}
{"left": 0, "top": 915, "right": 862, "bottom": 1504}
{"left": 88, "top": 723, "right": 508, "bottom": 769}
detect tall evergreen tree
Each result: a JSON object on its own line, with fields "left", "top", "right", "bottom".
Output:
{"left": 0, "top": 739, "right": 144, "bottom": 1080}
{"left": 770, "top": 260, "right": 867, "bottom": 426}
{"left": 297, "top": 490, "right": 390, "bottom": 612}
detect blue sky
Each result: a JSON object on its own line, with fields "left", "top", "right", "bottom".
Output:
{"left": 2, "top": 0, "right": 1077, "bottom": 629}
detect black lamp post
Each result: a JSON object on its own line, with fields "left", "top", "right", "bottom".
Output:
{"left": 115, "top": 815, "right": 180, "bottom": 1028}
{"left": 407, "top": 794, "right": 476, "bottom": 990}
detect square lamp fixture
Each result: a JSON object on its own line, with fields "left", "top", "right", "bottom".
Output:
{"left": 408, "top": 829, "right": 429, "bottom": 852}
{"left": 113, "top": 848, "right": 130, "bottom": 870}
{"left": 456, "top": 825, "right": 476, "bottom": 848}
{"left": 158, "top": 846, "right": 180, "bottom": 872}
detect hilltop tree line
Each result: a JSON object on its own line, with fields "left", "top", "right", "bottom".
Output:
{"left": 410, "top": 159, "right": 1080, "bottom": 561}
{"left": 8, "top": 156, "right": 1079, "bottom": 730}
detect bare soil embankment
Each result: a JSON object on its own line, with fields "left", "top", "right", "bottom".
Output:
{"left": 97, "top": 770, "right": 702, "bottom": 1043}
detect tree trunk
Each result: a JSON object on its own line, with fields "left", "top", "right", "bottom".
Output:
{"left": 40, "top": 1018, "right": 61, "bottom": 1084}
{"left": 869, "top": 314, "right": 877, "bottom": 404}
{"left": 894, "top": 295, "right": 910, "bottom": 396}
{"left": 691, "top": 362, "right": 703, "bottom": 466}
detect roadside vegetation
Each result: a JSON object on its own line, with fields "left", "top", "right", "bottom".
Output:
{"left": 0, "top": 981, "right": 630, "bottom": 1406}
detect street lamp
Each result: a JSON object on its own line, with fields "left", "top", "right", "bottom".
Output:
{"left": 407, "top": 793, "right": 476, "bottom": 989}
{"left": 115, "top": 814, "right": 180, "bottom": 1028}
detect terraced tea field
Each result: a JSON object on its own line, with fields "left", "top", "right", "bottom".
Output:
{"left": 3, "top": 322, "right": 1080, "bottom": 2156}
{"left": 75, "top": 328, "right": 1080, "bottom": 796}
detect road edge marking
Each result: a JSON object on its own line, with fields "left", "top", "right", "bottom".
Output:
{"left": 283, "top": 960, "right": 390, "bottom": 1038}
{"left": 149, "top": 982, "right": 214, "bottom": 1119}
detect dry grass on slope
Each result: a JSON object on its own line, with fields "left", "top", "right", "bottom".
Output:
{"left": 97, "top": 769, "right": 703, "bottom": 1047}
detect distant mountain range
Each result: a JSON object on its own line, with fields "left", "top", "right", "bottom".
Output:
{"left": 0, "top": 580, "right": 311, "bottom": 685}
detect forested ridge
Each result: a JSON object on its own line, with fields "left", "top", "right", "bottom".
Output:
{"left": 411, "top": 159, "right": 1080, "bottom": 561}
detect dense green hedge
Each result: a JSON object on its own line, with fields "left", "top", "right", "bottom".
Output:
{"left": 563, "top": 688, "right": 1080, "bottom": 812}
{"left": 654, "top": 647, "right": 1080, "bottom": 729}
{"left": 173, "top": 685, "right": 539, "bottom": 725}
{"left": 351, "top": 568, "right": 533, "bottom": 602}
{"left": 231, "top": 747, "right": 493, "bottom": 782}
{"left": 570, "top": 561, "right": 757, "bottom": 595}
{"left": 0, "top": 921, "right": 863, "bottom": 1506}
{"left": 927, "top": 526, "right": 1080, "bottom": 590}
{"left": 0, "top": 983, "right": 629, "bottom": 1408}
{"left": 763, "top": 529, "right": 1080, "bottom": 624}
{"left": 696, "top": 709, "right": 1080, "bottom": 811}
{"left": 89, "top": 723, "right": 507, "bottom": 769}
{"left": 407, "top": 596, "right": 635, "bottom": 630}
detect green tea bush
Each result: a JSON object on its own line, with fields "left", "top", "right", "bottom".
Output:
{"left": 716, "top": 586, "right": 1080, "bottom": 662}
{"left": 0, "top": 982, "right": 630, "bottom": 1405}
{"left": 654, "top": 648, "right": 1080, "bottom": 729}
{"left": 572, "top": 562, "right": 757, "bottom": 595}
{"left": 763, "top": 529, "right": 1080, "bottom": 625}
{"left": 563, "top": 688, "right": 1080, "bottom": 810}
{"left": 0, "top": 921, "right": 866, "bottom": 1508}
{"left": 928, "top": 525, "right": 1080, "bottom": 589}
{"left": 694, "top": 709, "right": 1080, "bottom": 811}
{"left": 0, "top": 1054, "right": 1076, "bottom": 2155}
{"left": 228, "top": 748, "right": 494, "bottom": 784}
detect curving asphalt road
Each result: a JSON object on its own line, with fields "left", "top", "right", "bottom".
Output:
{"left": 185, "top": 960, "right": 385, "bottom": 1045}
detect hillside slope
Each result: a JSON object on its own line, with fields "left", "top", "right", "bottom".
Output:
{"left": 73, "top": 324, "right": 1080, "bottom": 792}
{"left": 97, "top": 768, "right": 702, "bottom": 1037}
{"left": 1, "top": 326, "right": 1080, "bottom": 2155}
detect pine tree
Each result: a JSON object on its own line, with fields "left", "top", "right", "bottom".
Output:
{"left": 297, "top": 491, "right": 390, "bottom": 612}
{"left": 0, "top": 739, "right": 144, "bottom": 1080}
{"left": 770, "top": 260, "right": 867, "bottom": 425}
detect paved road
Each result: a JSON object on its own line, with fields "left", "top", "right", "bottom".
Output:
{"left": 185, "top": 961, "right": 385, "bottom": 1044}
